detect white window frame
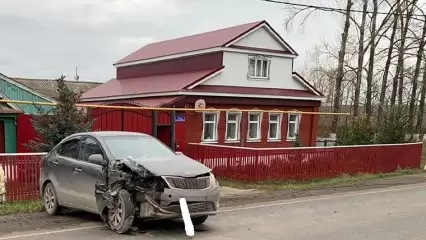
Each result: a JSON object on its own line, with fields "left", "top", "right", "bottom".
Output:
{"left": 202, "top": 110, "right": 220, "bottom": 142}
{"left": 247, "top": 55, "right": 271, "bottom": 79}
{"left": 247, "top": 111, "right": 263, "bottom": 141}
{"left": 225, "top": 111, "right": 242, "bottom": 142}
{"left": 287, "top": 112, "right": 301, "bottom": 141}
{"left": 268, "top": 112, "right": 283, "bottom": 141}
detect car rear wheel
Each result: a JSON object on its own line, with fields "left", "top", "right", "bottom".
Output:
{"left": 107, "top": 189, "right": 135, "bottom": 234}
{"left": 191, "top": 215, "right": 208, "bottom": 225}
{"left": 43, "top": 183, "right": 61, "bottom": 215}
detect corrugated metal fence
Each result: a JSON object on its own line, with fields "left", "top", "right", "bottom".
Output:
{"left": 0, "top": 142, "right": 422, "bottom": 201}
{"left": 185, "top": 143, "right": 423, "bottom": 181}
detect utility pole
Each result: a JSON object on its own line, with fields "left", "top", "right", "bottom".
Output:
{"left": 74, "top": 67, "right": 80, "bottom": 82}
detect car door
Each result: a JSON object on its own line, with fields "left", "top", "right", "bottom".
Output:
{"left": 73, "top": 136, "right": 107, "bottom": 212}
{"left": 52, "top": 137, "right": 81, "bottom": 206}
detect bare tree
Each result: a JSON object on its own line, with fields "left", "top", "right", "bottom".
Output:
{"left": 365, "top": 0, "right": 378, "bottom": 117}
{"left": 378, "top": 1, "right": 399, "bottom": 120}
{"left": 353, "top": 0, "right": 369, "bottom": 117}
{"left": 408, "top": 16, "right": 426, "bottom": 136}
{"left": 332, "top": 0, "right": 354, "bottom": 131}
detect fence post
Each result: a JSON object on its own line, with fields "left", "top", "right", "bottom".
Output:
{"left": 152, "top": 110, "right": 158, "bottom": 138}
{"left": 121, "top": 109, "right": 125, "bottom": 131}
{"left": 170, "top": 111, "right": 176, "bottom": 151}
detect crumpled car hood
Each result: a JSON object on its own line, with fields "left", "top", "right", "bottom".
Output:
{"left": 127, "top": 155, "right": 211, "bottom": 177}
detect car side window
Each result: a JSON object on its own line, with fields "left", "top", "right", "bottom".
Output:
{"left": 58, "top": 138, "right": 80, "bottom": 159}
{"left": 78, "top": 137, "right": 104, "bottom": 162}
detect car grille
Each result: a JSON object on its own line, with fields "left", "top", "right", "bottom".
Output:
{"left": 164, "top": 202, "right": 216, "bottom": 213}
{"left": 166, "top": 176, "right": 210, "bottom": 189}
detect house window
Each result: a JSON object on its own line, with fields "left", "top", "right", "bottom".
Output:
{"left": 247, "top": 112, "right": 262, "bottom": 141}
{"left": 248, "top": 56, "right": 270, "bottom": 79}
{"left": 287, "top": 114, "right": 300, "bottom": 140}
{"left": 202, "top": 112, "right": 219, "bottom": 142}
{"left": 268, "top": 113, "right": 282, "bottom": 140}
{"left": 225, "top": 112, "right": 241, "bottom": 141}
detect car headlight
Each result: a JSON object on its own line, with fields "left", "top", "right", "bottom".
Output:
{"left": 209, "top": 172, "right": 219, "bottom": 188}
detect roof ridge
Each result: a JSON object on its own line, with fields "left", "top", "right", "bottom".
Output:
{"left": 149, "top": 20, "right": 263, "bottom": 45}
{"left": 115, "top": 20, "right": 265, "bottom": 65}
{"left": 11, "top": 77, "right": 102, "bottom": 84}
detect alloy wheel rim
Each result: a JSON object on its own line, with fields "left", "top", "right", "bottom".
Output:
{"left": 44, "top": 187, "right": 55, "bottom": 211}
{"left": 109, "top": 199, "right": 123, "bottom": 227}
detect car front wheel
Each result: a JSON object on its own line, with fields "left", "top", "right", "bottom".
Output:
{"left": 43, "top": 183, "right": 61, "bottom": 215}
{"left": 107, "top": 189, "right": 135, "bottom": 234}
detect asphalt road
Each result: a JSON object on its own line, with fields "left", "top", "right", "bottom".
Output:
{"left": 2, "top": 183, "right": 426, "bottom": 240}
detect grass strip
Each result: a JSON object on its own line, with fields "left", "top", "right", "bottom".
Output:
{"left": 219, "top": 168, "right": 423, "bottom": 191}
{"left": 0, "top": 200, "right": 44, "bottom": 216}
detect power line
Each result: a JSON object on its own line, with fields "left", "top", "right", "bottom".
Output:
{"left": 259, "top": 0, "right": 426, "bottom": 17}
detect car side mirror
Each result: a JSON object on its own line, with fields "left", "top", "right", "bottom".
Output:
{"left": 88, "top": 154, "right": 106, "bottom": 166}
{"left": 176, "top": 151, "right": 184, "bottom": 155}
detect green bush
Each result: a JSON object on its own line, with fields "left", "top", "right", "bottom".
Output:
{"left": 336, "top": 115, "right": 375, "bottom": 145}
{"left": 375, "top": 106, "right": 412, "bottom": 144}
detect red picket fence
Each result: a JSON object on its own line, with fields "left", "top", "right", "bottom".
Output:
{"left": 185, "top": 143, "right": 423, "bottom": 181}
{"left": 0, "top": 153, "right": 45, "bottom": 201}
{"left": 0, "top": 142, "right": 422, "bottom": 201}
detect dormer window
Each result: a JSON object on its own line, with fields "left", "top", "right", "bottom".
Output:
{"left": 247, "top": 55, "right": 270, "bottom": 79}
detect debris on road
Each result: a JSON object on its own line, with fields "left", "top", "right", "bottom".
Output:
{"left": 180, "top": 198, "right": 194, "bottom": 237}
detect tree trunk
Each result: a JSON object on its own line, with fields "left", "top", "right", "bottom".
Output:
{"left": 332, "top": 0, "right": 353, "bottom": 132}
{"left": 417, "top": 58, "right": 426, "bottom": 140}
{"left": 378, "top": 2, "right": 399, "bottom": 120}
{"left": 409, "top": 17, "right": 426, "bottom": 137}
{"left": 353, "top": 0, "right": 369, "bottom": 117}
{"left": 366, "top": 0, "right": 378, "bottom": 117}
{"left": 394, "top": 0, "right": 417, "bottom": 105}
{"left": 390, "top": 1, "right": 402, "bottom": 106}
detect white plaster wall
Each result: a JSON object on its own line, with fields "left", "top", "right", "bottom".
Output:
{"left": 233, "top": 27, "right": 286, "bottom": 51}
{"left": 202, "top": 51, "right": 306, "bottom": 90}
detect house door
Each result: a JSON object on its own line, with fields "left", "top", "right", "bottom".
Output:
{"left": 0, "top": 122, "right": 5, "bottom": 153}
{"left": 157, "top": 126, "right": 171, "bottom": 148}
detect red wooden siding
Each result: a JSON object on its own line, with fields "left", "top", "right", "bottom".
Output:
{"left": 184, "top": 104, "right": 318, "bottom": 147}
{"left": 116, "top": 52, "right": 223, "bottom": 79}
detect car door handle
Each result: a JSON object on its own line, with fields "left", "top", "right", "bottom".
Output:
{"left": 52, "top": 161, "right": 59, "bottom": 165}
{"left": 74, "top": 168, "right": 82, "bottom": 172}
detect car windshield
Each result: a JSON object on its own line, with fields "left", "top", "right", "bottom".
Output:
{"left": 104, "top": 136, "right": 176, "bottom": 160}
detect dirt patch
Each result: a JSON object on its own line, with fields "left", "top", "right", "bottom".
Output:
{"left": 1, "top": 173, "right": 426, "bottom": 236}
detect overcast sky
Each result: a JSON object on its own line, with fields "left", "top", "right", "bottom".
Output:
{"left": 0, "top": 0, "right": 339, "bottom": 82}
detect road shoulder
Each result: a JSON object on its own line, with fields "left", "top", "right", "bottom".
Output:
{"left": 1, "top": 173, "right": 425, "bottom": 236}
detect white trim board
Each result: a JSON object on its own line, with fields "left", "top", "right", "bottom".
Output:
{"left": 114, "top": 47, "right": 296, "bottom": 68}
{"left": 81, "top": 91, "right": 326, "bottom": 102}
{"left": 224, "top": 22, "right": 297, "bottom": 55}
{"left": 186, "top": 68, "right": 225, "bottom": 90}
{"left": 292, "top": 74, "right": 322, "bottom": 96}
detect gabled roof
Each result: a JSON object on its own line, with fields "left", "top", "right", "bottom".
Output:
{"left": 81, "top": 67, "right": 224, "bottom": 100}
{"left": 115, "top": 20, "right": 297, "bottom": 65}
{"left": 11, "top": 77, "right": 102, "bottom": 101}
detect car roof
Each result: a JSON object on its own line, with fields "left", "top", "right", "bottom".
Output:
{"left": 68, "top": 131, "right": 151, "bottom": 138}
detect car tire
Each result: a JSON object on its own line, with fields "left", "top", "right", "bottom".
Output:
{"left": 107, "top": 189, "right": 135, "bottom": 234}
{"left": 43, "top": 183, "right": 61, "bottom": 215}
{"left": 191, "top": 215, "right": 208, "bottom": 225}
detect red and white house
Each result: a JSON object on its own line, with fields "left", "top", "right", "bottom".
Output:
{"left": 81, "top": 20, "right": 325, "bottom": 151}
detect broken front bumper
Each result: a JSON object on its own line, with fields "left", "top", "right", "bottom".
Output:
{"left": 138, "top": 184, "right": 220, "bottom": 219}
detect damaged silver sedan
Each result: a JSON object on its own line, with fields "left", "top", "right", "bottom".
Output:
{"left": 40, "top": 131, "right": 220, "bottom": 233}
